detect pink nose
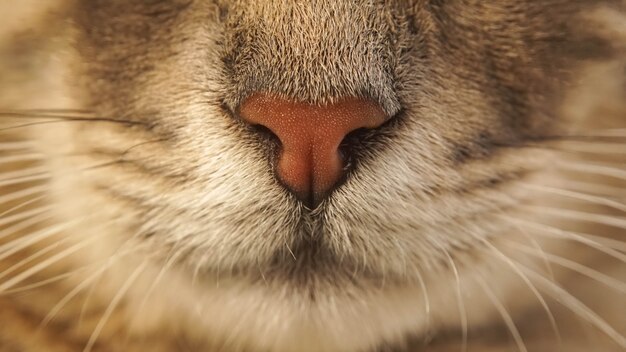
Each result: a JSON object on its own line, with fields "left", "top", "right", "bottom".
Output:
{"left": 240, "top": 93, "right": 387, "bottom": 206}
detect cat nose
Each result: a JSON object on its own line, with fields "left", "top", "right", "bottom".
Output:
{"left": 239, "top": 93, "right": 387, "bottom": 207}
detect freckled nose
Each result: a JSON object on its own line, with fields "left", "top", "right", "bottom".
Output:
{"left": 239, "top": 93, "right": 388, "bottom": 207}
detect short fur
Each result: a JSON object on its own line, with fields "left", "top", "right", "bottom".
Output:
{"left": 0, "top": 1, "right": 624, "bottom": 351}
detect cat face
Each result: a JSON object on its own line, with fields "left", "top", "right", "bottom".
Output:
{"left": 25, "top": 0, "right": 621, "bottom": 350}
{"left": 61, "top": 0, "right": 587, "bottom": 279}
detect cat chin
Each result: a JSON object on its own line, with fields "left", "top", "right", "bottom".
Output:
{"left": 127, "top": 267, "right": 433, "bottom": 352}
{"left": 112, "top": 246, "right": 538, "bottom": 352}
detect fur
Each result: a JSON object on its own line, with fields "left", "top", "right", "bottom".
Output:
{"left": 0, "top": 1, "right": 624, "bottom": 351}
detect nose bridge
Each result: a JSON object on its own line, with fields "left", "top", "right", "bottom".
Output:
{"left": 223, "top": 1, "right": 402, "bottom": 116}
{"left": 240, "top": 94, "right": 387, "bottom": 206}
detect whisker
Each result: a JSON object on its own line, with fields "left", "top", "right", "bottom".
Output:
{"left": 439, "top": 247, "right": 468, "bottom": 352}
{"left": 494, "top": 137, "right": 626, "bottom": 155}
{"left": 503, "top": 214, "right": 557, "bottom": 281}
{"left": 550, "top": 141, "right": 626, "bottom": 155}
{"left": 0, "top": 221, "right": 76, "bottom": 263}
{"left": 0, "top": 212, "right": 53, "bottom": 246}
{"left": 517, "top": 263, "right": 626, "bottom": 348}
{"left": 0, "top": 186, "right": 46, "bottom": 207}
{"left": 40, "top": 244, "right": 144, "bottom": 328}
{"left": 0, "top": 167, "right": 49, "bottom": 181}
{"left": 83, "top": 260, "right": 149, "bottom": 352}
{"left": 0, "top": 233, "right": 73, "bottom": 282}
{"left": 506, "top": 242, "right": 626, "bottom": 293}
{"left": 0, "top": 111, "right": 146, "bottom": 125}
{"left": 0, "top": 120, "right": 66, "bottom": 132}
{"left": 0, "top": 206, "right": 51, "bottom": 229}
{"left": 500, "top": 216, "right": 626, "bottom": 259}
{"left": 2, "top": 267, "right": 88, "bottom": 295}
{"left": 0, "top": 234, "right": 95, "bottom": 292}
{"left": 127, "top": 247, "right": 185, "bottom": 333}
{"left": 81, "top": 138, "right": 172, "bottom": 173}
{"left": 0, "top": 195, "right": 47, "bottom": 218}
{"left": 191, "top": 255, "right": 204, "bottom": 291}
{"left": 415, "top": 267, "right": 432, "bottom": 338}
{"left": 554, "top": 181, "right": 626, "bottom": 199}
{"left": 77, "top": 227, "right": 153, "bottom": 324}
{"left": 0, "top": 112, "right": 150, "bottom": 133}
{"left": 523, "top": 205, "right": 626, "bottom": 230}
{"left": 483, "top": 241, "right": 561, "bottom": 345}
{"left": 40, "top": 265, "right": 114, "bottom": 328}
{"left": 520, "top": 184, "right": 626, "bottom": 212}
{"left": 1, "top": 109, "right": 93, "bottom": 114}
{"left": 475, "top": 274, "right": 528, "bottom": 352}
{"left": 571, "top": 129, "right": 626, "bottom": 138}
{"left": 0, "top": 153, "right": 43, "bottom": 165}
{"left": 536, "top": 130, "right": 626, "bottom": 139}
{"left": 557, "top": 161, "right": 626, "bottom": 181}
{"left": 0, "top": 173, "right": 50, "bottom": 188}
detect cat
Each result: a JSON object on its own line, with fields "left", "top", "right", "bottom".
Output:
{"left": 0, "top": 0, "right": 624, "bottom": 351}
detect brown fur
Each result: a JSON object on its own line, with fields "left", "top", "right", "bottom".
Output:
{"left": 0, "top": 1, "right": 624, "bottom": 351}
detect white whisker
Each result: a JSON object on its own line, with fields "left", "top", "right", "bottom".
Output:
{"left": 0, "top": 173, "right": 50, "bottom": 188}
{"left": 502, "top": 213, "right": 557, "bottom": 281}
{"left": 3, "top": 268, "right": 87, "bottom": 295}
{"left": 517, "top": 264, "right": 626, "bottom": 348}
{"left": 523, "top": 205, "right": 626, "bottom": 229}
{"left": 574, "top": 129, "right": 626, "bottom": 137}
{"left": 552, "top": 141, "right": 626, "bottom": 155}
{"left": 415, "top": 267, "right": 432, "bottom": 337}
{"left": 0, "top": 212, "right": 52, "bottom": 244}
{"left": 40, "top": 245, "right": 141, "bottom": 328}
{"left": 483, "top": 241, "right": 561, "bottom": 345}
{"left": 557, "top": 161, "right": 626, "bottom": 181}
{"left": 506, "top": 242, "right": 626, "bottom": 293}
{"left": 0, "top": 195, "right": 47, "bottom": 218}
{"left": 83, "top": 260, "right": 148, "bottom": 352}
{"left": 475, "top": 274, "right": 528, "bottom": 352}
{"left": 0, "top": 234, "right": 73, "bottom": 282}
{"left": 128, "top": 247, "right": 184, "bottom": 333}
{"left": 0, "top": 186, "right": 46, "bottom": 206}
{"left": 555, "top": 181, "right": 626, "bottom": 199}
{"left": 520, "top": 184, "right": 626, "bottom": 212}
{"left": 77, "top": 228, "right": 152, "bottom": 325}
{"left": 0, "top": 109, "right": 93, "bottom": 115}
{"left": 0, "top": 235, "right": 94, "bottom": 293}
{"left": 0, "top": 221, "right": 75, "bottom": 262}
{"left": 0, "top": 206, "right": 51, "bottom": 230}
{"left": 440, "top": 247, "right": 467, "bottom": 352}
{"left": 500, "top": 216, "right": 626, "bottom": 259}
{"left": 0, "top": 167, "right": 48, "bottom": 181}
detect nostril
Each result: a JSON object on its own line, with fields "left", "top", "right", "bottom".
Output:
{"left": 338, "top": 127, "right": 372, "bottom": 170}
{"left": 239, "top": 93, "right": 388, "bottom": 207}
{"left": 250, "top": 124, "right": 282, "bottom": 149}
{"left": 249, "top": 124, "right": 283, "bottom": 174}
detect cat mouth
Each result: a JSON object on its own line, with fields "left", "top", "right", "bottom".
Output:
{"left": 190, "top": 242, "right": 394, "bottom": 289}
{"left": 181, "top": 219, "right": 399, "bottom": 288}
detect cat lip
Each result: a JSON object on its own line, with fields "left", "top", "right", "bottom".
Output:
{"left": 187, "top": 247, "right": 402, "bottom": 288}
